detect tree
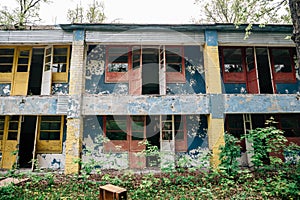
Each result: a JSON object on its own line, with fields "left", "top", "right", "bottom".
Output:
{"left": 67, "top": 0, "right": 105, "bottom": 23}
{"left": 0, "top": 0, "right": 51, "bottom": 29}
{"left": 195, "top": 0, "right": 291, "bottom": 24}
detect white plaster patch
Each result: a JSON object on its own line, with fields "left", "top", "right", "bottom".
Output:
{"left": 36, "top": 154, "right": 65, "bottom": 169}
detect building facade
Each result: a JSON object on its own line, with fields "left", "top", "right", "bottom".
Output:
{"left": 0, "top": 24, "right": 299, "bottom": 173}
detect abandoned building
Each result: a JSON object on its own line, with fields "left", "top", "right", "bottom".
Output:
{"left": 0, "top": 23, "right": 299, "bottom": 173}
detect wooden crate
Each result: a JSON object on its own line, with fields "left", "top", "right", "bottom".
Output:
{"left": 99, "top": 184, "right": 127, "bottom": 200}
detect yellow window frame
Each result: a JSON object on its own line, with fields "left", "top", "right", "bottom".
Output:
{"left": 52, "top": 45, "right": 70, "bottom": 83}
{"left": 36, "top": 116, "right": 64, "bottom": 154}
{"left": 0, "top": 47, "right": 16, "bottom": 83}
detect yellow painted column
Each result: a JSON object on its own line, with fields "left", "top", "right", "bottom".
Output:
{"left": 65, "top": 30, "right": 86, "bottom": 174}
{"left": 203, "top": 30, "right": 225, "bottom": 168}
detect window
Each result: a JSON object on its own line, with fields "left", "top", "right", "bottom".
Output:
{"left": 165, "top": 46, "right": 185, "bottom": 83}
{"left": 279, "top": 114, "right": 300, "bottom": 137}
{"left": 270, "top": 48, "right": 296, "bottom": 83}
{"left": 37, "top": 116, "right": 64, "bottom": 153}
{"left": 174, "top": 115, "right": 187, "bottom": 152}
{"left": 7, "top": 116, "right": 20, "bottom": 140}
{"left": 226, "top": 115, "right": 246, "bottom": 152}
{"left": 105, "top": 46, "right": 130, "bottom": 82}
{"left": 131, "top": 116, "right": 145, "bottom": 140}
{"left": 104, "top": 115, "right": 128, "bottom": 152}
{"left": 0, "top": 48, "right": 14, "bottom": 73}
{"left": 0, "top": 48, "right": 15, "bottom": 83}
{"left": 52, "top": 46, "right": 70, "bottom": 83}
{"left": 162, "top": 115, "right": 173, "bottom": 140}
{"left": 220, "top": 47, "right": 247, "bottom": 83}
{"left": 0, "top": 116, "right": 5, "bottom": 141}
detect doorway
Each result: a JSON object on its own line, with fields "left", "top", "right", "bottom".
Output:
{"left": 28, "top": 48, "right": 44, "bottom": 95}
{"left": 142, "top": 48, "right": 159, "bottom": 95}
{"left": 256, "top": 48, "right": 274, "bottom": 94}
{"left": 18, "top": 116, "right": 37, "bottom": 168}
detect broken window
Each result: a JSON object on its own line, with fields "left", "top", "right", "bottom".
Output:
{"left": 280, "top": 114, "right": 300, "bottom": 137}
{"left": 37, "top": 116, "right": 64, "bottom": 153}
{"left": 105, "top": 46, "right": 129, "bottom": 82}
{"left": 162, "top": 115, "right": 173, "bottom": 140}
{"left": 225, "top": 114, "right": 246, "bottom": 152}
{"left": 270, "top": 48, "right": 296, "bottom": 83}
{"left": 220, "top": 47, "right": 246, "bottom": 83}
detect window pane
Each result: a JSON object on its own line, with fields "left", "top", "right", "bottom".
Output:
{"left": 166, "top": 47, "right": 183, "bottom": 72}
{"left": 246, "top": 48, "right": 255, "bottom": 71}
{"left": 7, "top": 131, "right": 17, "bottom": 140}
{"left": 132, "top": 131, "right": 144, "bottom": 140}
{"left": 106, "top": 131, "right": 127, "bottom": 140}
{"left": 53, "top": 55, "right": 67, "bottom": 63}
{"left": 52, "top": 64, "right": 67, "bottom": 72}
{"left": 40, "top": 122, "right": 60, "bottom": 130}
{"left": 0, "top": 48, "right": 14, "bottom": 55}
{"left": 223, "top": 48, "right": 243, "bottom": 72}
{"left": 108, "top": 63, "right": 128, "bottom": 72}
{"left": 17, "top": 65, "right": 28, "bottom": 72}
{"left": 0, "top": 57, "right": 14, "bottom": 64}
{"left": 19, "top": 50, "right": 29, "bottom": 57}
{"left": 272, "top": 49, "right": 293, "bottom": 73}
{"left": 41, "top": 116, "right": 61, "bottom": 121}
{"left": 9, "top": 122, "right": 19, "bottom": 130}
{"left": 54, "top": 48, "right": 67, "bottom": 55}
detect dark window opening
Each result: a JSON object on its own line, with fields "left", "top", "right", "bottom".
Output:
{"left": 256, "top": 48, "right": 273, "bottom": 94}
{"left": 105, "top": 115, "right": 127, "bottom": 140}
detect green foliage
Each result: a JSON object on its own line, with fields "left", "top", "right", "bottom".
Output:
{"left": 195, "top": 0, "right": 290, "bottom": 24}
{"left": 218, "top": 133, "right": 241, "bottom": 176}
{"left": 244, "top": 117, "right": 288, "bottom": 170}
{"left": 67, "top": 0, "right": 105, "bottom": 23}
{"left": 0, "top": 0, "right": 51, "bottom": 29}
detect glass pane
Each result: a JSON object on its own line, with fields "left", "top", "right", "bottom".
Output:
{"left": 19, "top": 50, "right": 29, "bottom": 57}
{"left": 18, "top": 58, "right": 29, "bottom": 65}
{"left": 41, "top": 116, "right": 61, "bottom": 121}
{"left": 54, "top": 48, "right": 67, "bottom": 55}
{"left": 246, "top": 48, "right": 255, "bottom": 71}
{"left": 0, "top": 57, "right": 14, "bottom": 63}
{"left": 0, "top": 65, "right": 13, "bottom": 72}
{"left": 132, "top": 131, "right": 144, "bottom": 140}
{"left": 0, "top": 123, "right": 4, "bottom": 130}
{"left": 0, "top": 48, "right": 14, "bottom": 55}
{"left": 9, "top": 122, "right": 19, "bottom": 130}
{"left": 46, "top": 48, "right": 51, "bottom": 55}
{"left": 53, "top": 56, "right": 67, "bottom": 63}
{"left": 41, "top": 122, "right": 60, "bottom": 130}
{"left": 45, "top": 55, "right": 51, "bottom": 63}
{"left": 162, "top": 122, "right": 172, "bottom": 131}
{"left": 162, "top": 130, "right": 173, "bottom": 140}
{"left": 272, "top": 49, "right": 293, "bottom": 73}
{"left": 52, "top": 64, "right": 67, "bottom": 72}
{"left": 17, "top": 65, "right": 28, "bottom": 72}
{"left": 40, "top": 132, "right": 49, "bottom": 140}
{"left": 108, "top": 63, "right": 128, "bottom": 72}
{"left": 223, "top": 48, "right": 243, "bottom": 72}
{"left": 106, "top": 131, "right": 127, "bottom": 140}
{"left": 49, "top": 132, "right": 60, "bottom": 140}
{"left": 166, "top": 64, "right": 182, "bottom": 72}
{"left": 7, "top": 131, "right": 17, "bottom": 140}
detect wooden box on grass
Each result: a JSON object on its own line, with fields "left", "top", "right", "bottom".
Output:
{"left": 99, "top": 184, "right": 127, "bottom": 200}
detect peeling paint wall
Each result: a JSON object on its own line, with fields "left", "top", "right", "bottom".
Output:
{"left": 52, "top": 83, "right": 69, "bottom": 95}
{"left": 85, "top": 45, "right": 128, "bottom": 95}
{"left": 82, "top": 115, "right": 208, "bottom": 169}
{"left": 0, "top": 84, "right": 11, "bottom": 96}
{"left": 223, "top": 83, "right": 247, "bottom": 94}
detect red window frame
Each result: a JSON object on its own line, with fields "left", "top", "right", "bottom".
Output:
{"left": 105, "top": 46, "right": 131, "bottom": 83}
{"left": 103, "top": 115, "right": 129, "bottom": 152}
{"left": 269, "top": 47, "right": 297, "bottom": 83}
{"left": 165, "top": 46, "right": 186, "bottom": 83}
{"left": 175, "top": 115, "right": 187, "bottom": 152}
{"left": 220, "top": 47, "right": 247, "bottom": 83}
